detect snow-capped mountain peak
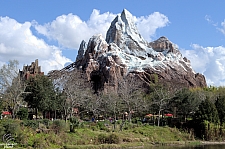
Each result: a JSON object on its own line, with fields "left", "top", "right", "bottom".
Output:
{"left": 75, "top": 9, "right": 206, "bottom": 92}
{"left": 106, "top": 9, "right": 148, "bottom": 54}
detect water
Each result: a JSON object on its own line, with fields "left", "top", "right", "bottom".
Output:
{"left": 149, "top": 144, "right": 225, "bottom": 149}
{"left": 182, "top": 144, "right": 225, "bottom": 149}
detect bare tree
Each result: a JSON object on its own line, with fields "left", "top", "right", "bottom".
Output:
{"left": 150, "top": 84, "right": 176, "bottom": 126}
{"left": 84, "top": 92, "right": 107, "bottom": 119}
{"left": 118, "top": 74, "right": 145, "bottom": 123}
{"left": 0, "top": 60, "right": 29, "bottom": 118}
{"left": 48, "top": 68, "right": 92, "bottom": 121}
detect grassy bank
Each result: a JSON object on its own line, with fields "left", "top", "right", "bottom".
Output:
{"left": 64, "top": 141, "right": 202, "bottom": 149}
{"left": 0, "top": 119, "right": 197, "bottom": 148}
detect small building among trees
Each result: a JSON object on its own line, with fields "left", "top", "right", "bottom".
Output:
{"left": 19, "top": 59, "right": 44, "bottom": 80}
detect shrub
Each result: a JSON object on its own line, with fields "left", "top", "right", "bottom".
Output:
{"left": 97, "top": 121, "right": 106, "bottom": 130}
{"left": 90, "top": 126, "right": 98, "bottom": 131}
{"left": 1, "top": 119, "right": 21, "bottom": 138}
{"left": 46, "top": 131, "right": 63, "bottom": 145}
{"left": 132, "top": 117, "right": 141, "bottom": 124}
{"left": 51, "top": 120, "right": 67, "bottom": 132}
{"left": 16, "top": 127, "right": 35, "bottom": 147}
{"left": 32, "top": 135, "right": 48, "bottom": 148}
{"left": 97, "top": 134, "right": 108, "bottom": 144}
{"left": 0, "top": 123, "right": 5, "bottom": 141}
{"left": 69, "top": 118, "right": 80, "bottom": 132}
{"left": 116, "top": 120, "right": 122, "bottom": 125}
{"left": 17, "top": 107, "right": 28, "bottom": 120}
{"left": 108, "top": 133, "right": 120, "bottom": 144}
{"left": 39, "top": 119, "right": 51, "bottom": 128}
{"left": 123, "top": 121, "right": 133, "bottom": 130}
{"left": 97, "top": 133, "right": 120, "bottom": 144}
{"left": 21, "top": 120, "right": 39, "bottom": 129}
{"left": 76, "top": 139, "right": 86, "bottom": 145}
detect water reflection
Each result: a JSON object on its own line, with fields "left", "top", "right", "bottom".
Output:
{"left": 148, "top": 144, "right": 225, "bottom": 149}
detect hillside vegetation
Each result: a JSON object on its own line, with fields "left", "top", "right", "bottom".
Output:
{"left": 0, "top": 119, "right": 196, "bottom": 149}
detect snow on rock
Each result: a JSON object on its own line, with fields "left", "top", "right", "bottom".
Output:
{"left": 75, "top": 9, "right": 207, "bottom": 93}
{"left": 76, "top": 40, "right": 87, "bottom": 62}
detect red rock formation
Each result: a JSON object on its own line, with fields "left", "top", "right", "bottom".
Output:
{"left": 74, "top": 9, "right": 207, "bottom": 93}
{"left": 19, "top": 59, "right": 44, "bottom": 80}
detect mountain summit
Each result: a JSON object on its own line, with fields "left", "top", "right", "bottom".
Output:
{"left": 106, "top": 9, "right": 148, "bottom": 53}
{"left": 75, "top": 9, "right": 206, "bottom": 92}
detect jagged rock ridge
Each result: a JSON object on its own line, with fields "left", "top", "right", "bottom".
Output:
{"left": 75, "top": 9, "right": 207, "bottom": 92}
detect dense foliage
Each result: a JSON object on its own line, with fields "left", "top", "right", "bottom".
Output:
{"left": 24, "top": 75, "right": 60, "bottom": 118}
{"left": 215, "top": 95, "right": 225, "bottom": 124}
{"left": 0, "top": 118, "right": 193, "bottom": 148}
{"left": 194, "top": 98, "right": 219, "bottom": 123}
{"left": 16, "top": 107, "right": 28, "bottom": 120}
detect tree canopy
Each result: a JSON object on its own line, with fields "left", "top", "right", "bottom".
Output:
{"left": 193, "top": 97, "right": 219, "bottom": 123}
{"left": 24, "top": 74, "right": 57, "bottom": 115}
{"left": 215, "top": 95, "right": 225, "bottom": 124}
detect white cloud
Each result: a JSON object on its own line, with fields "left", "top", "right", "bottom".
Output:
{"left": 218, "top": 20, "right": 225, "bottom": 35}
{"left": 34, "top": 10, "right": 116, "bottom": 49}
{"left": 136, "top": 12, "right": 169, "bottom": 41}
{"left": 0, "top": 16, "right": 72, "bottom": 74}
{"left": 205, "top": 15, "right": 218, "bottom": 27}
{"left": 39, "top": 48, "right": 72, "bottom": 73}
{"left": 206, "top": 17, "right": 225, "bottom": 35}
{"left": 205, "top": 15, "right": 213, "bottom": 24}
{"left": 181, "top": 44, "right": 225, "bottom": 86}
{"left": 87, "top": 9, "right": 117, "bottom": 37}
{"left": 34, "top": 9, "right": 169, "bottom": 49}
{"left": 0, "top": 9, "right": 170, "bottom": 74}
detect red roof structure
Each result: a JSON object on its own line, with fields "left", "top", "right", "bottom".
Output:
{"left": 164, "top": 113, "right": 173, "bottom": 117}
{"left": 145, "top": 114, "right": 153, "bottom": 117}
{"left": 2, "top": 111, "right": 11, "bottom": 115}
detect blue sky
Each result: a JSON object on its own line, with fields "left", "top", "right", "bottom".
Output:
{"left": 0, "top": 1, "right": 225, "bottom": 86}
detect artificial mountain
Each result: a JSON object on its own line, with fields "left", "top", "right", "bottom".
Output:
{"left": 74, "top": 9, "right": 206, "bottom": 93}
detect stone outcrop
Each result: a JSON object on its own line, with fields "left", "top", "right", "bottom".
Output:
{"left": 19, "top": 59, "right": 44, "bottom": 80}
{"left": 75, "top": 9, "right": 207, "bottom": 93}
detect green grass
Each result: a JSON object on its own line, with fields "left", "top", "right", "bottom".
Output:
{"left": 1, "top": 119, "right": 196, "bottom": 148}
{"left": 125, "top": 125, "right": 190, "bottom": 142}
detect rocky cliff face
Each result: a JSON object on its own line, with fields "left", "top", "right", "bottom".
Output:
{"left": 75, "top": 9, "right": 207, "bottom": 93}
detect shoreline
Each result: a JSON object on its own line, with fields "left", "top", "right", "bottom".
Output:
{"left": 201, "top": 141, "right": 225, "bottom": 145}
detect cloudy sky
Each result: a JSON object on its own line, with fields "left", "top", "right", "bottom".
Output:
{"left": 0, "top": 1, "right": 225, "bottom": 86}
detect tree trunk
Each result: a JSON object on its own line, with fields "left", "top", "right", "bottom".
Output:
{"left": 35, "top": 108, "right": 38, "bottom": 120}
{"left": 12, "top": 106, "right": 16, "bottom": 119}
{"left": 64, "top": 109, "right": 67, "bottom": 122}
{"left": 114, "top": 104, "right": 116, "bottom": 130}
{"left": 128, "top": 107, "right": 132, "bottom": 123}
{"left": 114, "top": 114, "right": 116, "bottom": 130}
{"left": 11, "top": 98, "right": 17, "bottom": 119}
{"left": 157, "top": 110, "right": 161, "bottom": 127}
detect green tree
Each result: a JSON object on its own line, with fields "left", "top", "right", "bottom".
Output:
{"left": 215, "top": 95, "right": 225, "bottom": 124}
{"left": 171, "top": 88, "right": 201, "bottom": 121}
{"left": 194, "top": 98, "right": 219, "bottom": 123}
{"left": 24, "top": 75, "right": 57, "bottom": 118}
{"left": 17, "top": 107, "right": 28, "bottom": 120}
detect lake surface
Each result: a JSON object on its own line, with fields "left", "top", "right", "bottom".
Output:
{"left": 149, "top": 144, "right": 225, "bottom": 149}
